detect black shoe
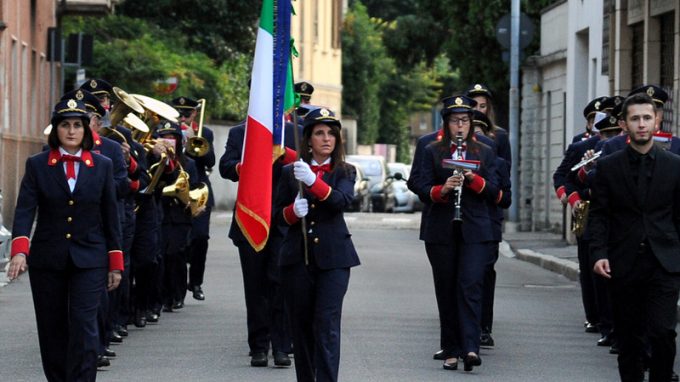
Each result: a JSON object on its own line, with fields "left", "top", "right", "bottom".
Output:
{"left": 162, "top": 304, "right": 174, "bottom": 312}
{"left": 273, "top": 351, "right": 291, "bottom": 367}
{"left": 172, "top": 300, "right": 184, "bottom": 310}
{"left": 191, "top": 285, "right": 205, "bottom": 301}
{"left": 433, "top": 349, "right": 446, "bottom": 360}
{"left": 115, "top": 325, "right": 128, "bottom": 337}
{"left": 585, "top": 322, "right": 599, "bottom": 333}
{"left": 146, "top": 310, "right": 160, "bottom": 322}
{"left": 480, "top": 333, "right": 495, "bottom": 348}
{"left": 597, "top": 334, "right": 613, "bottom": 347}
{"left": 443, "top": 359, "right": 458, "bottom": 370}
{"left": 672, "top": 371, "right": 679, "bottom": 382}
{"left": 250, "top": 352, "right": 268, "bottom": 367}
{"left": 104, "top": 348, "right": 116, "bottom": 358}
{"left": 109, "top": 331, "right": 123, "bottom": 343}
{"left": 97, "top": 355, "right": 111, "bottom": 368}
{"left": 134, "top": 311, "right": 147, "bottom": 328}
{"left": 463, "top": 354, "right": 482, "bottom": 372}
{"left": 609, "top": 344, "right": 619, "bottom": 354}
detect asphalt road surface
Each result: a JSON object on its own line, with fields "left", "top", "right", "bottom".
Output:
{"left": 1, "top": 218, "right": 676, "bottom": 381}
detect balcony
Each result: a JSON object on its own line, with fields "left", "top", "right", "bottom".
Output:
{"left": 59, "top": 0, "right": 121, "bottom": 16}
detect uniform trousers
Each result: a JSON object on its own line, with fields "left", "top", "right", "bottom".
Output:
{"left": 130, "top": 196, "right": 160, "bottom": 314}
{"left": 282, "top": 261, "right": 350, "bottom": 382}
{"left": 29, "top": 262, "right": 107, "bottom": 382}
{"left": 481, "top": 242, "right": 500, "bottom": 333}
{"left": 426, "top": 231, "right": 494, "bottom": 357}
{"left": 188, "top": 206, "right": 211, "bottom": 288}
{"left": 577, "top": 237, "right": 599, "bottom": 325}
{"left": 610, "top": 245, "right": 680, "bottom": 382}
{"left": 237, "top": 241, "right": 291, "bottom": 354}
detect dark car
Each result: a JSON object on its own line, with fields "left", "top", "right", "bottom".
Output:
{"left": 346, "top": 155, "right": 396, "bottom": 212}
{"left": 345, "top": 162, "right": 370, "bottom": 212}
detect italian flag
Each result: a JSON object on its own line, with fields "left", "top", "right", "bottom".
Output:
{"left": 235, "top": 0, "right": 292, "bottom": 252}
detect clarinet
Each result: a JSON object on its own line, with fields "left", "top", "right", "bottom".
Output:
{"left": 452, "top": 132, "right": 464, "bottom": 222}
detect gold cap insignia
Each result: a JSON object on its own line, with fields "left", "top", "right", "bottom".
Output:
{"left": 301, "top": 83, "right": 308, "bottom": 91}
{"left": 594, "top": 101, "right": 601, "bottom": 110}
{"left": 179, "top": 97, "right": 185, "bottom": 105}
{"left": 614, "top": 97, "right": 622, "bottom": 105}
{"left": 647, "top": 87, "right": 655, "bottom": 96}
{"left": 455, "top": 97, "right": 463, "bottom": 106}
{"left": 75, "top": 90, "right": 84, "bottom": 100}
{"left": 90, "top": 80, "right": 97, "bottom": 89}
{"left": 320, "top": 108, "right": 330, "bottom": 117}
{"left": 164, "top": 122, "right": 171, "bottom": 129}
{"left": 609, "top": 116, "right": 617, "bottom": 124}
{"left": 474, "top": 84, "right": 483, "bottom": 90}
{"left": 67, "top": 99, "right": 77, "bottom": 109}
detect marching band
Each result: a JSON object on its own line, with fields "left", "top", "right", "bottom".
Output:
{"left": 5, "top": 76, "right": 680, "bottom": 382}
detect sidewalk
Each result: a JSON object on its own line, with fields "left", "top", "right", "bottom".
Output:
{"left": 502, "top": 231, "right": 580, "bottom": 281}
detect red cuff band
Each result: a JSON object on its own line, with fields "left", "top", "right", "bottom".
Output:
{"left": 10, "top": 236, "right": 30, "bottom": 258}
{"left": 555, "top": 185, "right": 567, "bottom": 200}
{"left": 129, "top": 179, "right": 140, "bottom": 192}
{"left": 465, "top": 174, "right": 486, "bottom": 194}
{"left": 235, "top": 162, "right": 242, "bottom": 176}
{"left": 430, "top": 185, "right": 449, "bottom": 203}
{"left": 283, "top": 204, "right": 300, "bottom": 225}
{"left": 496, "top": 190, "right": 504, "bottom": 204}
{"left": 577, "top": 167, "right": 587, "bottom": 184}
{"left": 281, "top": 147, "right": 297, "bottom": 165}
{"left": 568, "top": 191, "right": 582, "bottom": 207}
{"left": 308, "top": 178, "right": 332, "bottom": 201}
{"left": 108, "top": 250, "right": 124, "bottom": 272}
{"left": 128, "top": 157, "right": 138, "bottom": 174}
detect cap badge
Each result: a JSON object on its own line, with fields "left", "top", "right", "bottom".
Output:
{"left": 67, "top": 99, "right": 77, "bottom": 109}
{"left": 474, "top": 84, "right": 483, "bottom": 90}
{"left": 647, "top": 87, "right": 655, "bottom": 96}
{"left": 614, "top": 97, "right": 622, "bottom": 105}
{"left": 455, "top": 97, "right": 463, "bottom": 106}
{"left": 179, "top": 97, "right": 185, "bottom": 105}
{"left": 164, "top": 122, "right": 171, "bottom": 129}
{"left": 595, "top": 101, "right": 601, "bottom": 110}
{"left": 90, "top": 80, "right": 97, "bottom": 89}
{"left": 75, "top": 90, "right": 84, "bottom": 100}
{"left": 320, "top": 108, "right": 330, "bottom": 117}
{"left": 301, "top": 83, "right": 308, "bottom": 91}
{"left": 609, "top": 116, "right": 617, "bottom": 124}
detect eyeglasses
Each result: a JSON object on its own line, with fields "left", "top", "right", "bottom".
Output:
{"left": 449, "top": 117, "right": 470, "bottom": 125}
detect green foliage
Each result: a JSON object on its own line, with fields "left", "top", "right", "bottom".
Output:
{"left": 62, "top": 15, "right": 250, "bottom": 121}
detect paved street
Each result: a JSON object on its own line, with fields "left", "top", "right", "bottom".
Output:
{"left": 1, "top": 213, "right": 678, "bottom": 381}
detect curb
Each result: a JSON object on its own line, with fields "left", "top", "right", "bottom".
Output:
{"left": 513, "top": 248, "right": 580, "bottom": 282}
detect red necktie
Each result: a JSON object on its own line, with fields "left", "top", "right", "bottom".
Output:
{"left": 311, "top": 163, "right": 331, "bottom": 176}
{"left": 60, "top": 154, "right": 81, "bottom": 180}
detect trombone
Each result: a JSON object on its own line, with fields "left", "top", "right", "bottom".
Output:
{"left": 187, "top": 98, "right": 210, "bottom": 157}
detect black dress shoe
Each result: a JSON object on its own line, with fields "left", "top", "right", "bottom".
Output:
{"left": 134, "top": 311, "right": 147, "bottom": 328}
{"left": 463, "top": 354, "right": 482, "bottom": 372}
{"left": 162, "top": 304, "right": 173, "bottom": 313}
{"left": 672, "top": 371, "right": 679, "bottom": 382}
{"left": 597, "top": 334, "right": 613, "bottom": 347}
{"left": 609, "top": 344, "right": 619, "bottom": 354}
{"left": 443, "top": 359, "right": 458, "bottom": 370}
{"left": 109, "top": 331, "right": 123, "bottom": 343}
{"left": 97, "top": 355, "right": 111, "bottom": 368}
{"left": 172, "top": 300, "right": 184, "bottom": 310}
{"left": 273, "top": 351, "right": 291, "bottom": 367}
{"left": 191, "top": 285, "right": 205, "bottom": 301}
{"left": 250, "top": 352, "right": 268, "bottom": 367}
{"left": 585, "top": 322, "right": 599, "bottom": 333}
{"left": 480, "top": 333, "right": 495, "bottom": 348}
{"left": 104, "top": 348, "right": 116, "bottom": 358}
{"left": 433, "top": 349, "right": 446, "bottom": 360}
{"left": 146, "top": 310, "right": 160, "bottom": 322}
{"left": 115, "top": 325, "right": 128, "bottom": 337}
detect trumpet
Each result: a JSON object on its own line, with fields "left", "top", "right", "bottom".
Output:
{"left": 570, "top": 151, "right": 602, "bottom": 172}
{"left": 187, "top": 98, "right": 210, "bottom": 157}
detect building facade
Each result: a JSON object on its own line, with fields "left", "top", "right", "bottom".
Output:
{"left": 291, "top": 0, "right": 345, "bottom": 114}
{"left": 519, "top": 0, "right": 679, "bottom": 239}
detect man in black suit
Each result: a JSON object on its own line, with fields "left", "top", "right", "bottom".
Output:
{"left": 590, "top": 93, "right": 680, "bottom": 382}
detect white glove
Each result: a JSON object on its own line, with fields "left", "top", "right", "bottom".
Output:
{"left": 294, "top": 160, "right": 317, "bottom": 186}
{"left": 293, "top": 195, "right": 309, "bottom": 218}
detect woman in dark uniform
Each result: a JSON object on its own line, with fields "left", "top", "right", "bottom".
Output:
{"left": 7, "top": 98, "right": 123, "bottom": 382}
{"left": 418, "top": 95, "right": 498, "bottom": 372}
{"left": 275, "top": 107, "right": 360, "bottom": 382}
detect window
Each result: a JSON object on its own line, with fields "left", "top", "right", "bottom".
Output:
{"left": 659, "top": 12, "right": 675, "bottom": 131}
{"left": 630, "top": 22, "right": 644, "bottom": 88}
{"left": 331, "top": 0, "right": 343, "bottom": 49}
{"left": 601, "top": 0, "right": 612, "bottom": 75}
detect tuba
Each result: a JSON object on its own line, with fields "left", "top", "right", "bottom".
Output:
{"left": 186, "top": 98, "right": 210, "bottom": 157}
{"left": 109, "top": 87, "right": 145, "bottom": 128}
{"left": 572, "top": 201, "right": 590, "bottom": 237}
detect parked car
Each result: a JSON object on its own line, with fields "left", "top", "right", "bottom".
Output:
{"left": 387, "top": 162, "right": 418, "bottom": 213}
{"left": 346, "top": 155, "right": 396, "bottom": 212}
{"left": 346, "top": 161, "right": 370, "bottom": 212}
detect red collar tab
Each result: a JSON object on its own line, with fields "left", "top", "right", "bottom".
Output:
{"left": 191, "top": 121, "right": 199, "bottom": 133}
{"left": 81, "top": 150, "right": 95, "bottom": 167}
{"left": 48, "top": 149, "right": 61, "bottom": 166}
{"left": 92, "top": 130, "right": 102, "bottom": 146}
{"left": 436, "top": 129, "right": 444, "bottom": 141}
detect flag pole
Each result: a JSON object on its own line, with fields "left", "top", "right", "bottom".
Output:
{"left": 291, "top": 99, "right": 309, "bottom": 265}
